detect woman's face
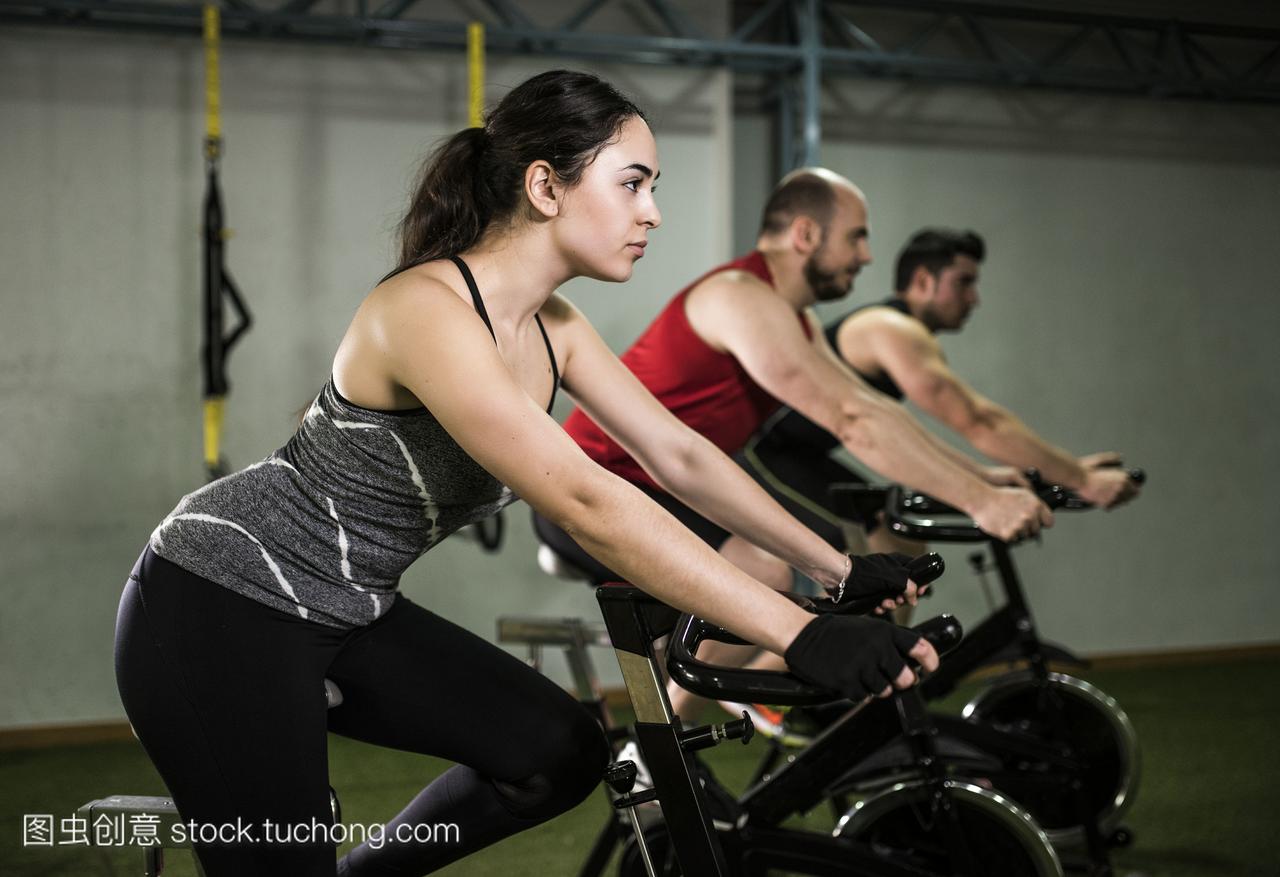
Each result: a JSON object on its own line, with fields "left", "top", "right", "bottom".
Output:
{"left": 553, "top": 115, "right": 662, "bottom": 282}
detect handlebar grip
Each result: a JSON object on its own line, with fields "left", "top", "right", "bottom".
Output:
{"left": 835, "top": 552, "right": 947, "bottom": 616}
{"left": 906, "top": 553, "right": 946, "bottom": 587}
{"left": 1050, "top": 466, "right": 1145, "bottom": 510}
{"left": 1092, "top": 459, "right": 1146, "bottom": 485}
{"left": 912, "top": 612, "right": 963, "bottom": 658}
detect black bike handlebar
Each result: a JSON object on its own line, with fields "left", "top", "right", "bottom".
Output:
{"left": 879, "top": 467, "right": 1145, "bottom": 543}
{"left": 884, "top": 485, "right": 986, "bottom": 542}
{"left": 666, "top": 598, "right": 963, "bottom": 706}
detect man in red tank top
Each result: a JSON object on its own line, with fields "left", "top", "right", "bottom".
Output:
{"left": 563, "top": 249, "right": 805, "bottom": 492}
{"left": 536, "top": 168, "right": 1052, "bottom": 718}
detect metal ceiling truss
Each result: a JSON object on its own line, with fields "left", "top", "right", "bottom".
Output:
{"left": 5, "top": 0, "right": 1278, "bottom": 97}
{"left": 4, "top": 0, "right": 1278, "bottom": 166}
{"left": 809, "top": 1, "right": 1280, "bottom": 103}
{"left": 737, "top": 0, "right": 1280, "bottom": 166}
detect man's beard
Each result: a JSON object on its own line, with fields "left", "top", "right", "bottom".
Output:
{"left": 804, "top": 252, "right": 853, "bottom": 302}
{"left": 921, "top": 303, "right": 969, "bottom": 333}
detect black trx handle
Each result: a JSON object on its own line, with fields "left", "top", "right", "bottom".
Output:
{"left": 202, "top": 165, "right": 252, "bottom": 401}
{"left": 200, "top": 6, "right": 252, "bottom": 482}
{"left": 200, "top": 161, "right": 252, "bottom": 481}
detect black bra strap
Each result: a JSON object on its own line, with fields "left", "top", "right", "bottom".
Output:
{"left": 534, "top": 313, "right": 561, "bottom": 412}
{"left": 450, "top": 255, "right": 559, "bottom": 413}
{"left": 449, "top": 256, "right": 496, "bottom": 341}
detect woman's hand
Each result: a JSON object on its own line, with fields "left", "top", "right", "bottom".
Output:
{"left": 828, "top": 553, "right": 931, "bottom": 615}
{"left": 784, "top": 614, "right": 939, "bottom": 700}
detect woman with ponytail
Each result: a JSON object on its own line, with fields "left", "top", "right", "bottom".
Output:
{"left": 115, "top": 69, "right": 937, "bottom": 876}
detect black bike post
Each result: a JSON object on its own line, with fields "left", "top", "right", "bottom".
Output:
{"left": 596, "top": 586, "right": 731, "bottom": 876}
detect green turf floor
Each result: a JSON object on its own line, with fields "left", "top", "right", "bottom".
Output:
{"left": 3, "top": 655, "right": 1277, "bottom": 876}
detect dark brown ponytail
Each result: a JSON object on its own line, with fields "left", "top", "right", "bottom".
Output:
{"left": 387, "top": 70, "right": 647, "bottom": 279}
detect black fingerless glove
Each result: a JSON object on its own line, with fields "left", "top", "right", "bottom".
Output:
{"left": 828, "top": 552, "right": 913, "bottom": 610}
{"left": 783, "top": 613, "right": 923, "bottom": 702}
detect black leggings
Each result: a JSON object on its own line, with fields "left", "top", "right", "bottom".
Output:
{"left": 115, "top": 548, "right": 608, "bottom": 877}
{"left": 738, "top": 432, "right": 877, "bottom": 544}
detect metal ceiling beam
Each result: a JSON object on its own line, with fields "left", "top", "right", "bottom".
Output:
{"left": 1, "top": 0, "right": 1277, "bottom": 104}
{"left": 0, "top": 0, "right": 793, "bottom": 68}
{"left": 810, "top": 1, "right": 1280, "bottom": 102}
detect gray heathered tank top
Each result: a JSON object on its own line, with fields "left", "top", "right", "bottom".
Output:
{"left": 150, "top": 257, "right": 559, "bottom": 629}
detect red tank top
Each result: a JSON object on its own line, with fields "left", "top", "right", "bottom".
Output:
{"left": 565, "top": 251, "right": 811, "bottom": 490}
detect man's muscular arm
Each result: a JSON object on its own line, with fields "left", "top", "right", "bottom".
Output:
{"left": 689, "top": 274, "right": 1051, "bottom": 540}
{"left": 852, "top": 311, "right": 1137, "bottom": 508}
{"left": 810, "top": 310, "right": 1023, "bottom": 487}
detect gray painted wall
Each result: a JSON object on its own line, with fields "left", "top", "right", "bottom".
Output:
{"left": 0, "top": 24, "right": 730, "bottom": 729}
{"left": 738, "top": 79, "right": 1280, "bottom": 658}
{"left": 3, "top": 16, "right": 1278, "bottom": 730}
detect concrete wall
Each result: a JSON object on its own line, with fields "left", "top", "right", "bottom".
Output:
{"left": 4, "top": 10, "right": 1277, "bottom": 730}
{"left": 0, "top": 21, "right": 731, "bottom": 729}
{"left": 736, "top": 78, "right": 1280, "bottom": 657}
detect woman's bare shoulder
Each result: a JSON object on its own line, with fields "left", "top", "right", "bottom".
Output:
{"left": 340, "top": 263, "right": 480, "bottom": 370}
{"left": 371, "top": 262, "right": 468, "bottom": 310}
{"left": 537, "top": 291, "right": 584, "bottom": 328}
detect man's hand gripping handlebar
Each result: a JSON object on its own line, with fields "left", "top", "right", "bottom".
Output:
{"left": 884, "top": 467, "right": 1146, "bottom": 543}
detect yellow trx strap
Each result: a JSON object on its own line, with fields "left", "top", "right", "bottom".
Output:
{"left": 204, "top": 4, "right": 221, "bottom": 155}
{"left": 467, "top": 21, "right": 485, "bottom": 128}
{"left": 203, "top": 3, "right": 224, "bottom": 474}
{"left": 203, "top": 397, "right": 225, "bottom": 471}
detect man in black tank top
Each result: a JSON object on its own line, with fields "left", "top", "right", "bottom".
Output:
{"left": 742, "top": 228, "right": 1141, "bottom": 562}
{"left": 823, "top": 296, "right": 911, "bottom": 400}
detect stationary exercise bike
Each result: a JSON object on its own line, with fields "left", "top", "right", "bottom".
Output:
{"left": 520, "top": 540, "right": 1013, "bottom": 876}
{"left": 821, "top": 473, "right": 1145, "bottom": 872}
{"left": 596, "top": 583, "right": 1066, "bottom": 877}
{"left": 521, "top": 521, "right": 1065, "bottom": 874}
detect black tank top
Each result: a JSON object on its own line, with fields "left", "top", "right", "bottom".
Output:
{"left": 824, "top": 296, "right": 911, "bottom": 402}
{"left": 755, "top": 298, "right": 913, "bottom": 453}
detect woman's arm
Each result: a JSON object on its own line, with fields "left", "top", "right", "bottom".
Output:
{"left": 374, "top": 279, "right": 814, "bottom": 655}
{"left": 544, "top": 294, "right": 851, "bottom": 594}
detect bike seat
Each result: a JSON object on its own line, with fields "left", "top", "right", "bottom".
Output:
{"left": 536, "top": 542, "right": 596, "bottom": 584}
